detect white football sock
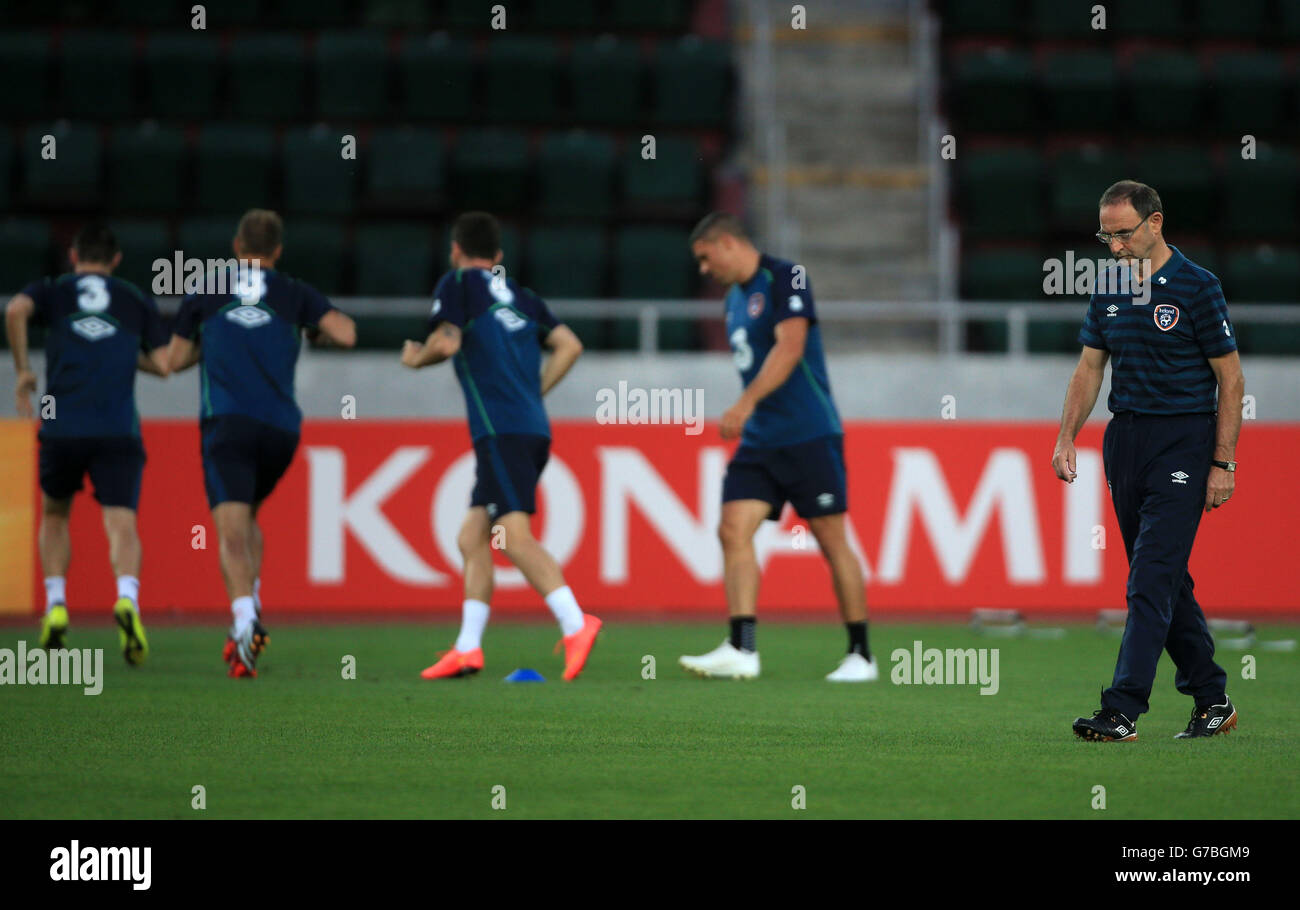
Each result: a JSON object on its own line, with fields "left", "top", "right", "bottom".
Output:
{"left": 544, "top": 585, "right": 584, "bottom": 637}
{"left": 117, "top": 575, "right": 139, "bottom": 607}
{"left": 45, "top": 576, "right": 66, "bottom": 611}
{"left": 454, "top": 599, "right": 490, "bottom": 652}
{"left": 232, "top": 595, "right": 257, "bottom": 634}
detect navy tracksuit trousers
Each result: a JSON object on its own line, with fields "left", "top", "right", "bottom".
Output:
{"left": 1101, "top": 411, "right": 1228, "bottom": 719}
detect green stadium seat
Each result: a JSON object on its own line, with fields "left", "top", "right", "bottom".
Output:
{"left": 361, "top": 0, "right": 427, "bottom": 27}
{"left": 525, "top": 226, "right": 607, "bottom": 297}
{"left": 0, "top": 31, "right": 51, "bottom": 118}
{"left": 1221, "top": 247, "right": 1300, "bottom": 303}
{"left": 1029, "top": 0, "right": 1100, "bottom": 38}
{"left": 1192, "top": 0, "right": 1268, "bottom": 38}
{"left": 144, "top": 33, "right": 219, "bottom": 119}
{"left": 1048, "top": 145, "right": 1125, "bottom": 232}
{"left": 178, "top": 216, "right": 238, "bottom": 263}
{"left": 0, "top": 129, "right": 12, "bottom": 212}
{"left": 1232, "top": 323, "right": 1300, "bottom": 357}
{"left": 621, "top": 134, "right": 703, "bottom": 212}
{"left": 1125, "top": 50, "right": 1201, "bottom": 132}
{"left": 446, "top": 0, "right": 515, "bottom": 30}
{"left": 570, "top": 36, "right": 643, "bottom": 125}
{"left": 614, "top": 226, "right": 692, "bottom": 298}
{"left": 1284, "top": 1, "right": 1300, "bottom": 40}
{"left": 1111, "top": 0, "right": 1185, "bottom": 36}
{"left": 107, "top": 123, "right": 186, "bottom": 213}
{"left": 537, "top": 131, "right": 615, "bottom": 218}
{"left": 532, "top": 0, "right": 598, "bottom": 29}
{"left": 1027, "top": 317, "right": 1084, "bottom": 354}
{"left": 366, "top": 127, "right": 445, "bottom": 209}
{"left": 282, "top": 125, "right": 358, "bottom": 216}
{"left": 59, "top": 32, "right": 134, "bottom": 119}
{"left": 229, "top": 35, "right": 307, "bottom": 119}
{"left": 0, "top": 219, "right": 52, "bottom": 294}
{"left": 23, "top": 122, "right": 102, "bottom": 206}
{"left": 961, "top": 247, "right": 1046, "bottom": 300}
{"left": 937, "top": 0, "right": 1021, "bottom": 37}
{"left": 484, "top": 36, "right": 560, "bottom": 123}
{"left": 957, "top": 146, "right": 1044, "bottom": 238}
{"left": 1130, "top": 146, "right": 1215, "bottom": 233}
{"left": 280, "top": 221, "right": 347, "bottom": 296}
{"left": 1209, "top": 52, "right": 1285, "bottom": 134}
{"left": 612, "top": 0, "right": 688, "bottom": 30}
{"left": 401, "top": 33, "right": 473, "bottom": 121}
{"left": 1222, "top": 144, "right": 1298, "bottom": 239}
{"left": 355, "top": 224, "right": 434, "bottom": 295}
{"left": 653, "top": 37, "right": 729, "bottom": 126}
{"left": 112, "top": 220, "right": 172, "bottom": 294}
{"left": 1041, "top": 50, "right": 1118, "bottom": 129}
{"left": 316, "top": 31, "right": 388, "bottom": 119}
{"left": 193, "top": 0, "right": 260, "bottom": 24}
{"left": 449, "top": 128, "right": 531, "bottom": 211}
{"left": 194, "top": 125, "right": 275, "bottom": 213}
{"left": 949, "top": 48, "right": 1035, "bottom": 132}
{"left": 271, "top": 0, "right": 350, "bottom": 26}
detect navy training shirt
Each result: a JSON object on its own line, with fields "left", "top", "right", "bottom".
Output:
{"left": 1078, "top": 245, "right": 1237, "bottom": 415}
{"left": 428, "top": 268, "right": 559, "bottom": 441}
{"left": 24, "top": 272, "right": 168, "bottom": 439}
{"left": 172, "top": 267, "right": 334, "bottom": 433}
{"left": 724, "top": 253, "right": 842, "bottom": 447}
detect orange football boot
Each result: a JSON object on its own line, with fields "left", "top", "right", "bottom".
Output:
{"left": 559, "top": 615, "right": 602, "bottom": 681}
{"left": 420, "top": 648, "right": 484, "bottom": 679}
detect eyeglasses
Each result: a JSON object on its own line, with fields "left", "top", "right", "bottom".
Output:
{"left": 1096, "top": 213, "right": 1150, "bottom": 246}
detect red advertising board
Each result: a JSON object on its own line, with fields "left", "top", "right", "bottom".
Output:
{"left": 30, "top": 420, "right": 1296, "bottom": 617}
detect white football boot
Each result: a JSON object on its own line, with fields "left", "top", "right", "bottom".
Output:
{"left": 679, "top": 641, "right": 760, "bottom": 679}
{"left": 825, "top": 652, "right": 878, "bottom": 682}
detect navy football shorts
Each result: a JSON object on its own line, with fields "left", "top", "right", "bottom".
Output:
{"left": 200, "top": 415, "right": 299, "bottom": 509}
{"left": 38, "top": 434, "right": 146, "bottom": 509}
{"left": 722, "top": 434, "right": 848, "bottom": 520}
{"left": 470, "top": 433, "right": 550, "bottom": 518}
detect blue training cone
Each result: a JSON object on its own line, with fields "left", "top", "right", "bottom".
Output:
{"left": 504, "top": 668, "right": 546, "bottom": 683}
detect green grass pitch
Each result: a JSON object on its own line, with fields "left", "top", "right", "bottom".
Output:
{"left": 2, "top": 621, "right": 1296, "bottom": 819}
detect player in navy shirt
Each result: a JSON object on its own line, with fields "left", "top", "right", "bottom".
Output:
{"left": 399, "top": 211, "right": 601, "bottom": 682}
{"left": 678, "top": 213, "right": 874, "bottom": 682}
{"left": 1054, "top": 181, "right": 1245, "bottom": 741}
{"left": 168, "top": 210, "right": 356, "bottom": 678}
{"left": 5, "top": 223, "right": 169, "bottom": 664}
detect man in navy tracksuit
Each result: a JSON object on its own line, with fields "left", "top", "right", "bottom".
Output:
{"left": 1052, "top": 181, "right": 1245, "bottom": 742}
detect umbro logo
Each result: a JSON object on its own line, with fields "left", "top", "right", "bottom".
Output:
{"left": 226, "top": 305, "right": 272, "bottom": 328}
{"left": 1116, "top": 725, "right": 1130, "bottom": 736}
{"left": 486, "top": 503, "right": 499, "bottom": 518}
{"left": 494, "top": 308, "right": 527, "bottom": 331}
{"left": 1106, "top": 304, "right": 1118, "bottom": 317}
{"left": 1207, "top": 716, "right": 1224, "bottom": 729}
{"left": 817, "top": 492, "right": 834, "bottom": 508}
{"left": 1171, "top": 471, "right": 1189, "bottom": 484}
{"left": 71, "top": 316, "right": 117, "bottom": 341}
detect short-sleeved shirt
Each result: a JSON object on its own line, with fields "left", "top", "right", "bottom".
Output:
{"left": 1078, "top": 245, "right": 1237, "bottom": 415}
{"left": 724, "top": 253, "right": 842, "bottom": 447}
{"left": 428, "top": 268, "right": 560, "bottom": 441}
{"left": 24, "top": 273, "right": 169, "bottom": 439}
{"left": 172, "top": 267, "right": 333, "bottom": 433}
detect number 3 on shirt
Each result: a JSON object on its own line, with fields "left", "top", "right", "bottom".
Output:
{"left": 76, "top": 275, "right": 110, "bottom": 313}
{"left": 730, "top": 327, "right": 753, "bottom": 371}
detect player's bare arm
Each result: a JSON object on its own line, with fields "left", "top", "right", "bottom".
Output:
{"left": 1205, "top": 350, "right": 1244, "bottom": 512}
{"left": 720, "top": 316, "right": 808, "bottom": 440}
{"left": 401, "top": 322, "right": 461, "bottom": 368}
{"left": 310, "top": 308, "right": 358, "bottom": 348}
{"left": 166, "top": 334, "right": 201, "bottom": 373}
{"left": 136, "top": 347, "right": 171, "bottom": 377}
{"left": 1052, "top": 345, "right": 1109, "bottom": 483}
{"left": 5, "top": 292, "right": 37, "bottom": 417}
{"left": 540, "top": 324, "right": 583, "bottom": 395}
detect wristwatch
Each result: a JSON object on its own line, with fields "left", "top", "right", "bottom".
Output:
{"left": 1211, "top": 460, "right": 1236, "bottom": 472}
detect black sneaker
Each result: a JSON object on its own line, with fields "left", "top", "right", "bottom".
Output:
{"left": 1175, "top": 697, "right": 1237, "bottom": 739}
{"left": 1073, "top": 707, "right": 1138, "bottom": 742}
